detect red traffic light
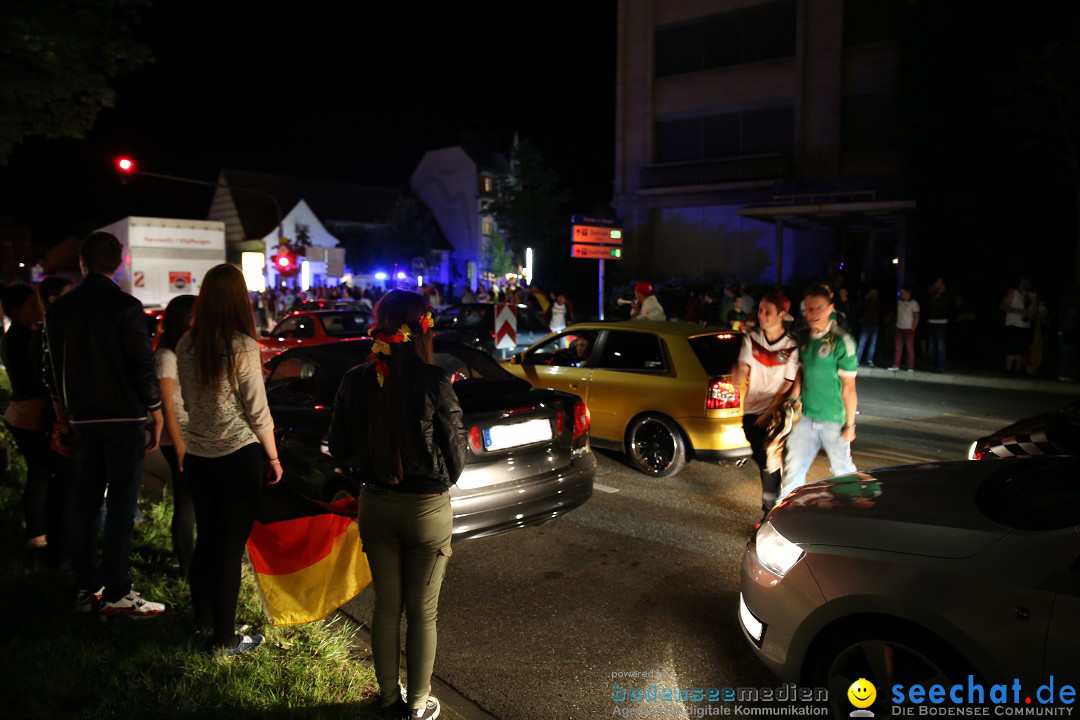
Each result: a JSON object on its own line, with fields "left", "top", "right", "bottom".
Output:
{"left": 115, "top": 157, "right": 135, "bottom": 173}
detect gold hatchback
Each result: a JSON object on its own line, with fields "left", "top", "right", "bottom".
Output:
{"left": 502, "top": 320, "right": 750, "bottom": 477}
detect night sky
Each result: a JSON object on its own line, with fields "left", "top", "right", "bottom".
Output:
{"left": 0, "top": 1, "right": 618, "bottom": 249}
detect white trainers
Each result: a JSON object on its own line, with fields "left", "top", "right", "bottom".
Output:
{"left": 408, "top": 696, "right": 441, "bottom": 719}
{"left": 75, "top": 586, "right": 104, "bottom": 613}
{"left": 98, "top": 590, "right": 166, "bottom": 621}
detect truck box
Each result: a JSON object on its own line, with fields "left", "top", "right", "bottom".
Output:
{"left": 94, "top": 216, "right": 226, "bottom": 307}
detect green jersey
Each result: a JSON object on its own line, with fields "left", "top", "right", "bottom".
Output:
{"left": 796, "top": 320, "right": 857, "bottom": 424}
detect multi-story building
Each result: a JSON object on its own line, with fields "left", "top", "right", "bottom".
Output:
{"left": 614, "top": 0, "right": 916, "bottom": 287}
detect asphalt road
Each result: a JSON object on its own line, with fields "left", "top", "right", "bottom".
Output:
{"left": 341, "top": 378, "right": 1076, "bottom": 720}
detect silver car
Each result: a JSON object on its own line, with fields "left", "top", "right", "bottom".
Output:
{"left": 740, "top": 458, "right": 1080, "bottom": 717}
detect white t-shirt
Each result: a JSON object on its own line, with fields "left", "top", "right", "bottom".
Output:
{"left": 549, "top": 301, "right": 567, "bottom": 331}
{"left": 154, "top": 347, "right": 188, "bottom": 446}
{"left": 1004, "top": 290, "right": 1032, "bottom": 329}
{"left": 896, "top": 299, "right": 920, "bottom": 330}
{"left": 738, "top": 328, "right": 800, "bottom": 415}
{"left": 635, "top": 295, "right": 666, "bottom": 321}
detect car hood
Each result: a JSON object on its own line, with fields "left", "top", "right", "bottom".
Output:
{"left": 769, "top": 461, "right": 1010, "bottom": 558}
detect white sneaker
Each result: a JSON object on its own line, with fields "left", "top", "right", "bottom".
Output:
{"left": 98, "top": 590, "right": 165, "bottom": 621}
{"left": 75, "top": 586, "right": 104, "bottom": 613}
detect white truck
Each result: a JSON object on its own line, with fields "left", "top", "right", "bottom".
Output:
{"left": 94, "top": 216, "right": 226, "bottom": 307}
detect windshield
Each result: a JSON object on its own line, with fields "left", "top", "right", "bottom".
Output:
{"left": 975, "top": 457, "right": 1080, "bottom": 530}
{"left": 688, "top": 333, "right": 742, "bottom": 376}
{"left": 433, "top": 344, "right": 520, "bottom": 384}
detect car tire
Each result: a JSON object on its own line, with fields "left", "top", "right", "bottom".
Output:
{"left": 626, "top": 414, "right": 688, "bottom": 478}
{"left": 806, "top": 620, "right": 975, "bottom": 718}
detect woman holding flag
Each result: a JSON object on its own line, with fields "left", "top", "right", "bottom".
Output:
{"left": 329, "top": 289, "right": 467, "bottom": 720}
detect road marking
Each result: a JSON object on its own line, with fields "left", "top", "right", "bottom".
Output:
{"left": 593, "top": 482, "right": 621, "bottom": 494}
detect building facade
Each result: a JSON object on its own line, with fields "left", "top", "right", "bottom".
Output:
{"left": 615, "top": 0, "right": 914, "bottom": 287}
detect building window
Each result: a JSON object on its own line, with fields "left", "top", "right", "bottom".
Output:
{"left": 482, "top": 218, "right": 495, "bottom": 237}
{"left": 843, "top": 0, "right": 907, "bottom": 47}
{"left": 655, "top": 0, "right": 796, "bottom": 78}
{"left": 482, "top": 176, "right": 494, "bottom": 193}
{"left": 655, "top": 105, "right": 794, "bottom": 164}
{"left": 842, "top": 93, "right": 900, "bottom": 152}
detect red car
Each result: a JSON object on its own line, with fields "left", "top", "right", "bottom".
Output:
{"left": 259, "top": 309, "right": 372, "bottom": 364}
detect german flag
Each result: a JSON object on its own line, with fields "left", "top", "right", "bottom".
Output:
{"left": 246, "top": 485, "right": 372, "bottom": 626}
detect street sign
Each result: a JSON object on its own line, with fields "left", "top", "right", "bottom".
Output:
{"left": 571, "top": 215, "right": 620, "bottom": 227}
{"left": 133, "top": 271, "right": 145, "bottom": 288}
{"left": 572, "top": 224, "right": 623, "bottom": 245}
{"left": 494, "top": 303, "right": 517, "bottom": 350}
{"left": 571, "top": 244, "right": 623, "bottom": 260}
{"left": 169, "top": 271, "right": 192, "bottom": 291}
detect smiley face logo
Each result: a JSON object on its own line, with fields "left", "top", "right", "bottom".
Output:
{"left": 847, "top": 678, "right": 876, "bottom": 709}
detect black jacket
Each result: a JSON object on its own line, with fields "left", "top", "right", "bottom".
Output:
{"left": 327, "top": 355, "right": 467, "bottom": 493}
{"left": 43, "top": 273, "right": 161, "bottom": 425}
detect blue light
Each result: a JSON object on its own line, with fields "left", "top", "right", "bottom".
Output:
{"left": 374, "top": 272, "right": 387, "bottom": 280}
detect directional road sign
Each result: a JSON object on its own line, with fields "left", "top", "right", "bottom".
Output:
{"left": 494, "top": 303, "right": 517, "bottom": 350}
{"left": 571, "top": 244, "right": 623, "bottom": 260}
{"left": 572, "top": 224, "right": 623, "bottom": 245}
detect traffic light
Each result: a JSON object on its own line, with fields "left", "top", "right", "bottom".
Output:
{"left": 115, "top": 156, "right": 136, "bottom": 184}
{"left": 271, "top": 248, "right": 300, "bottom": 277}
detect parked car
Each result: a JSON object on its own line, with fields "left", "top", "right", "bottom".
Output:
{"left": 264, "top": 338, "right": 596, "bottom": 540}
{"left": 258, "top": 309, "right": 372, "bottom": 363}
{"left": 969, "top": 401, "right": 1080, "bottom": 459}
{"left": 502, "top": 320, "right": 750, "bottom": 477}
{"left": 433, "top": 302, "right": 550, "bottom": 355}
{"left": 739, "top": 458, "right": 1080, "bottom": 718}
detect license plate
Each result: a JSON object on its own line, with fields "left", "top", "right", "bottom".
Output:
{"left": 482, "top": 418, "right": 553, "bottom": 451}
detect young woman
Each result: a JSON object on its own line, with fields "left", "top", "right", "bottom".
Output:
{"left": 176, "top": 264, "right": 281, "bottom": 656}
{"left": 154, "top": 294, "right": 198, "bottom": 575}
{"left": 1, "top": 285, "right": 48, "bottom": 549}
{"left": 328, "top": 290, "right": 467, "bottom": 720}
{"left": 733, "top": 290, "right": 799, "bottom": 519}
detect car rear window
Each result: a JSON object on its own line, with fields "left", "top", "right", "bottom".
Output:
{"left": 318, "top": 312, "right": 370, "bottom": 338}
{"left": 688, "top": 333, "right": 742, "bottom": 376}
{"left": 975, "top": 457, "right": 1080, "bottom": 530}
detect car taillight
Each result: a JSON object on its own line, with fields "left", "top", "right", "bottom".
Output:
{"left": 556, "top": 411, "right": 565, "bottom": 436}
{"left": 707, "top": 379, "right": 740, "bottom": 410}
{"left": 469, "top": 426, "right": 484, "bottom": 453}
{"left": 573, "top": 400, "right": 590, "bottom": 439}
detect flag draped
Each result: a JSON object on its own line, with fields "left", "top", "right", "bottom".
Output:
{"left": 246, "top": 484, "right": 371, "bottom": 626}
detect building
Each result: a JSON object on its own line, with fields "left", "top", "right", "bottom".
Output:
{"left": 614, "top": 0, "right": 916, "bottom": 287}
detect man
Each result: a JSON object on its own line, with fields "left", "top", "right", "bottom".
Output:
{"left": 630, "top": 281, "right": 665, "bottom": 321}
{"left": 782, "top": 285, "right": 858, "bottom": 498}
{"left": 926, "top": 277, "right": 949, "bottom": 373}
{"left": 888, "top": 286, "right": 920, "bottom": 372}
{"left": 855, "top": 287, "right": 880, "bottom": 366}
{"left": 44, "top": 232, "right": 166, "bottom": 619}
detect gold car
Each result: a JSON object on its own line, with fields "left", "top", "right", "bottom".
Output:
{"left": 503, "top": 320, "right": 750, "bottom": 477}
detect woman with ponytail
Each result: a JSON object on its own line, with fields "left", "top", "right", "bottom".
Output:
{"left": 328, "top": 289, "right": 467, "bottom": 720}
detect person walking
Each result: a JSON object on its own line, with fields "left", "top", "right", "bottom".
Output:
{"left": 154, "top": 294, "right": 198, "bottom": 575}
{"left": 888, "top": 286, "right": 919, "bottom": 372}
{"left": 328, "top": 290, "right": 467, "bottom": 720}
{"left": 926, "top": 278, "right": 949, "bottom": 373}
{"left": 855, "top": 287, "right": 881, "bottom": 366}
{"left": 177, "top": 264, "right": 280, "bottom": 655}
{"left": 43, "top": 232, "right": 166, "bottom": 618}
{"left": 2, "top": 285, "right": 49, "bottom": 551}
{"left": 782, "top": 285, "right": 858, "bottom": 497}
{"left": 733, "top": 290, "right": 799, "bottom": 519}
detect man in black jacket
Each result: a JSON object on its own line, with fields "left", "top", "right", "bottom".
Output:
{"left": 44, "top": 232, "right": 166, "bottom": 619}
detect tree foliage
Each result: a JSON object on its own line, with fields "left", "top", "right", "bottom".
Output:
{"left": 0, "top": 0, "right": 152, "bottom": 163}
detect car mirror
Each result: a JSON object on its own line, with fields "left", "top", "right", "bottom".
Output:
{"left": 511, "top": 352, "right": 525, "bottom": 365}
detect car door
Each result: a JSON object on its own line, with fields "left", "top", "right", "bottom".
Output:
{"left": 261, "top": 316, "right": 300, "bottom": 360}
{"left": 516, "top": 329, "right": 599, "bottom": 400}
{"left": 585, "top": 330, "right": 670, "bottom": 444}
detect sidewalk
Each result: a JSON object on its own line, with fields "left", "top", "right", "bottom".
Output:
{"left": 857, "top": 365, "right": 1080, "bottom": 396}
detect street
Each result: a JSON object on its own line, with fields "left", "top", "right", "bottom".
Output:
{"left": 342, "top": 378, "right": 1075, "bottom": 719}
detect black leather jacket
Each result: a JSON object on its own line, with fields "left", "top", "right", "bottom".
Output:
{"left": 43, "top": 273, "right": 161, "bottom": 425}
{"left": 327, "top": 354, "right": 467, "bottom": 493}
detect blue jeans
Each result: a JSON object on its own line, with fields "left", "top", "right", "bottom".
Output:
{"left": 782, "top": 417, "right": 856, "bottom": 498}
{"left": 856, "top": 327, "right": 878, "bottom": 365}
{"left": 928, "top": 323, "right": 947, "bottom": 371}
{"left": 72, "top": 424, "right": 147, "bottom": 602}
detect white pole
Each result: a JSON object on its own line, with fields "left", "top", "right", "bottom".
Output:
{"left": 598, "top": 259, "right": 605, "bottom": 321}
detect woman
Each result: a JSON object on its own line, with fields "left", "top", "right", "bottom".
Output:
{"left": 328, "top": 290, "right": 467, "bottom": 720}
{"left": 733, "top": 290, "right": 799, "bottom": 519}
{"left": 154, "top": 294, "right": 198, "bottom": 575}
{"left": 176, "top": 264, "right": 281, "bottom": 656}
{"left": 1, "top": 285, "right": 48, "bottom": 550}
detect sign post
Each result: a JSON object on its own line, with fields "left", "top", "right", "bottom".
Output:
{"left": 570, "top": 215, "right": 622, "bottom": 321}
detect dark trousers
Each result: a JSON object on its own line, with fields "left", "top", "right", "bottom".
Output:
{"left": 742, "top": 414, "right": 780, "bottom": 513}
{"left": 160, "top": 445, "right": 195, "bottom": 575}
{"left": 6, "top": 422, "right": 50, "bottom": 540}
{"left": 71, "top": 424, "right": 147, "bottom": 602}
{"left": 186, "top": 443, "right": 264, "bottom": 647}
{"left": 928, "top": 323, "right": 948, "bottom": 371}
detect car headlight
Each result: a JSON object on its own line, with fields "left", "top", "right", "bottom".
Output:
{"left": 967, "top": 440, "right": 978, "bottom": 460}
{"left": 754, "top": 521, "right": 804, "bottom": 577}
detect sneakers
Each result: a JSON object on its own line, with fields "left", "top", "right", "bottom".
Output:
{"left": 220, "top": 633, "right": 264, "bottom": 657}
{"left": 887, "top": 366, "right": 899, "bottom": 372}
{"left": 75, "top": 586, "right": 104, "bottom": 613}
{"left": 406, "top": 697, "right": 441, "bottom": 720}
{"left": 98, "top": 590, "right": 165, "bottom": 621}
{"left": 906, "top": 367, "right": 914, "bottom": 373}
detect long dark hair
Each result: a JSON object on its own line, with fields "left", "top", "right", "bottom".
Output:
{"left": 160, "top": 294, "right": 197, "bottom": 352}
{"left": 367, "top": 290, "right": 433, "bottom": 484}
{"left": 189, "top": 264, "right": 257, "bottom": 393}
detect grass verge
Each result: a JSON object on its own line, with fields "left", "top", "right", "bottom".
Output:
{"left": 0, "top": 393, "right": 380, "bottom": 718}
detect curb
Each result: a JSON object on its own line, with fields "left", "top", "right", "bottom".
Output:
{"left": 856, "top": 366, "right": 1080, "bottom": 396}
{"left": 334, "top": 606, "right": 498, "bottom": 720}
